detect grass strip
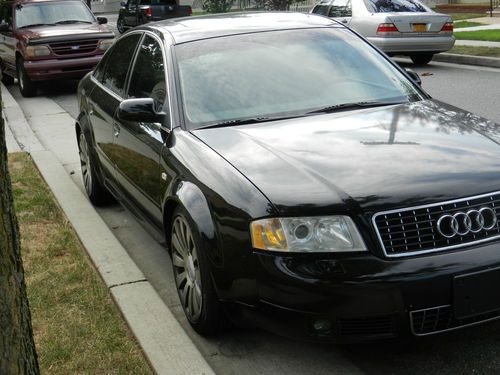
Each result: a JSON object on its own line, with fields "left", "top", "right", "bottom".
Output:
{"left": 447, "top": 13, "right": 486, "bottom": 21}
{"left": 454, "top": 21, "right": 484, "bottom": 28}
{"left": 9, "top": 152, "right": 153, "bottom": 375}
{"left": 454, "top": 30, "right": 500, "bottom": 42}
{"left": 448, "top": 45, "right": 500, "bottom": 57}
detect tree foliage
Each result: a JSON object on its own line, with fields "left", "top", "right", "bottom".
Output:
{"left": 0, "top": 86, "right": 40, "bottom": 374}
{"left": 253, "top": 0, "right": 293, "bottom": 10}
{"left": 202, "top": 0, "right": 235, "bottom": 13}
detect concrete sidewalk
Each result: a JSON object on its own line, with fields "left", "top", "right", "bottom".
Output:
{"left": 3, "top": 82, "right": 215, "bottom": 375}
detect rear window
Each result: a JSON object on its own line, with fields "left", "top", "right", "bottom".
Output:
{"left": 367, "top": 0, "right": 427, "bottom": 12}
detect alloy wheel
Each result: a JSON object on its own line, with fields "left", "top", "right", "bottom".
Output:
{"left": 172, "top": 215, "right": 203, "bottom": 322}
{"left": 79, "top": 132, "right": 93, "bottom": 195}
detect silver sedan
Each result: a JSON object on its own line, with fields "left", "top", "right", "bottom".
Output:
{"left": 311, "top": 0, "right": 455, "bottom": 65}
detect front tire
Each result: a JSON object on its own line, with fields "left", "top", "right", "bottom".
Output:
{"left": 16, "top": 57, "right": 36, "bottom": 97}
{"left": 171, "top": 206, "right": 224, "bottom": 336}
{"left": 78, "top": 130, "right": 114, "bottom": 206}
{"left": 410, "top": 53, "right": 434, "bottom": 65}
{"left": 117, "top": 18, "right": 126, "bottom": 34}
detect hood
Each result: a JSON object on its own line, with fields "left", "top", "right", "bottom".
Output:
{"left": 19, "top": 23, "right": 114, "bottom": 43}
{"left": 193, "top": 100, "right": 500, "bottom": 216}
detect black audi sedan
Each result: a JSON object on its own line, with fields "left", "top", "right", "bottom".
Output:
{"left": 76, "top": 12, "right": 500, "bottom": 342}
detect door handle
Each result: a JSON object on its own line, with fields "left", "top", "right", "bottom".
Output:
{"left": 113, "top": 122, "right": 120, "bottom": 137}
{"left": 341, "top": 19, "right": 348, "bottom": 24}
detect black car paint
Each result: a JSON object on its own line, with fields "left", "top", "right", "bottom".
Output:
{"left": 77, "top": 13, "right": 500, "bottom": 342}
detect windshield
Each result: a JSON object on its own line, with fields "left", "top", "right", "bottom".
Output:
{"left": 15, "top": 1, "right": 95, "bottom": 28}
{"left": 366, "top": 0, "right": 428, "bottom": 13}
{"left": 175, "top": 28, "right": 423, "bottom": 130}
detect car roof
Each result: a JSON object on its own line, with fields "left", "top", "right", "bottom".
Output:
{"left": 148, "top": 12, "right": 342, "bottom": 44}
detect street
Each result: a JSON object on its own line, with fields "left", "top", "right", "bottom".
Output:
{"left": 7, "top": 59, "right": 500, "bottom": 374}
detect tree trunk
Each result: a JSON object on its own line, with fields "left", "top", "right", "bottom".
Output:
{"left": 0, "top": 88, "right": 40, "bottom": 374}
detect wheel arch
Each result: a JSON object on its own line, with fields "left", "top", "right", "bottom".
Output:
{"left": 163, "top": 181, "right": 220, "bottom": 264}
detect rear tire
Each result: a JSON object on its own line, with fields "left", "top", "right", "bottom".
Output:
{"left": 16, "top": 57, "right": 36, "bottom": 97}
{"left": 171, "top": 205, "right": 224, "bottom": 336}
{"left": 78, "top": 130, "right": 114, "bottom": 206}
{"left": 410, "top": 53, "right": 434, "bottom": 65}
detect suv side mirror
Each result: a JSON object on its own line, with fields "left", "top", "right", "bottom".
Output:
{"left": 118, "top": 98, "right": 168, "bottom": 126}
{"left": 97, "top": 17, "right": 108, "bottom": 24}
{"left": 405, "top": 68, "right": 421, "bottom": 86}
{"left": 120, "top": 1, "right": 126, "bottom": 7}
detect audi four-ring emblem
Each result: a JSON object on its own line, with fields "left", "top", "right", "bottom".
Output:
{"left": 436, "top": 207, "right": 497, "bottom": 238}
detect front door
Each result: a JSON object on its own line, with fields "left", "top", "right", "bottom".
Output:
{"left": 112, "top": 33, "right": 169, "bottom": 227}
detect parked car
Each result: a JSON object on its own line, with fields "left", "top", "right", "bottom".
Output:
{"left": 0, "top": 0, "right": 114, "bottom": 97}
{"left": 116, "top": 0, "right": 191, "bottom": 34}
{"left": 76, "top": 12, "right": 500, "bottom": 343}
{"left": 311, "top": 0, "right": 455, "bottom": 65}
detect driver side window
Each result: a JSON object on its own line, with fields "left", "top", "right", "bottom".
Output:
{"left": 328, "top": 0, "right": 352, "bottom": 17}
{"left": 127, "top": 35, "right": 167, "bottom": 112}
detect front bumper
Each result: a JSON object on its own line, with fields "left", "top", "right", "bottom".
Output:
{"left": 247, "top": 240, "right": 500, "bottom": 343}
{"left": 367, "top": 35, "right": 455, "bottom": 54}
{"left": 24, "top": 55, "right": 102, "bottom": 81}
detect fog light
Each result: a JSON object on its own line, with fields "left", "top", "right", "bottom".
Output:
{"left": 313, "top": 319, "right": 332, "bottom": 333}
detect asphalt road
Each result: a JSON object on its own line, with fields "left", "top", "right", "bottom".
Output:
{"left": 9, "top": 59, "right": 500, "bottom": 375}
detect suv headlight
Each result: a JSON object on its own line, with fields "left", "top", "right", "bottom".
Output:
{"left": 98, "top": 39, "right": 114, "bottom": 51}
{"left": 25, "top": 45, "right": 51, "bottom": 57}
{"left": 250, "top": 216, "right": 367, "bottom": 253}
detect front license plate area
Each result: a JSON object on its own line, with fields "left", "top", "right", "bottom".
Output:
{"left": 412, "top": 23, "right": 427, "bottom": 32}
{"left": 454, "top": 267, "right": 500, "bottom": 319}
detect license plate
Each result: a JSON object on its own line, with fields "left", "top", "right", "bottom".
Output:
{"left": 412, "top": 23, "right": 427, "bottom": 33}
{"left": 454, "top": 267, "right": 500, "bottom": 319}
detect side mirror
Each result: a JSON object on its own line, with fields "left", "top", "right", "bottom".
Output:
{"left": 405, "top": 68, "right": 421, "bottom": 86}
{"left": 120, "top": 1, "right": 126, "bottom": 7}
{"left": 97, "top": 17, "right": 108, "bottom": 24}
{"left": 118, "top": 98, "right": 167, "bottom": 125}
{"left": 0, "top": 22, "right": 11, "bottom": 32}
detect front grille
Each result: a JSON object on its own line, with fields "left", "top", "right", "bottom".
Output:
{"left": 339, "top": 316, "right": 395, "bottom": 336}
{"left": 373, "top": 192, "right": 500, "bottom": 257}
{"left": 411, "top": 305, "right": 500, "bottom": 335}
{"left": 49, "top": 39, "right": 98, "bottom": 56}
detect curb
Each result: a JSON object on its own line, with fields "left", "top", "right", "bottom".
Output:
{"left": 2, "top": 83, "right": 215, "bottom": 375}
{"left": 433, "top": 53, "right": 500, "bottom": 68}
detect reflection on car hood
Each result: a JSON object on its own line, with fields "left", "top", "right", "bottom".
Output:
{"left": 20, "top": 23, "right": 114, "bottom": 43}
{"left": 193, "top": 100, "right": 500, "bottom": 216}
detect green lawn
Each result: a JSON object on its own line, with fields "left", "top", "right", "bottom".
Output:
{"left": 9, "top": 152, "right": 153, "bottom": 375}
{"left": 448, "top": 45, "right": 500, "bottom": 57}
{"left": 454, "top": 21, "right": 484, "bottom": 28}
{"left": 454, "top": 30, "right": 500, "bottom": 42}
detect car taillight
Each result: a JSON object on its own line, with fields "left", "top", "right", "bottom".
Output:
{"left": 146, "top": 7, "right": 152, "bottom": 17}
{"left": 188, "top": 6, "right": 192, "bottom": 15}
{"left": 441, "top": 22, "right": 453, "bottom": 33}
{"left": 377, "top": 23, "right": 399, "bottom": 35}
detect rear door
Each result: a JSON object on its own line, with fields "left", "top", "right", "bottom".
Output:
{"left": 88, "top": 32, "right": 142, "bottom": 183}
{"left": 327, "top": 0, "right": 352, "bottom": 26}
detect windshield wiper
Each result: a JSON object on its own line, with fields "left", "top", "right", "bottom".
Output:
{"left": 305, "top": 100, "right": 407, "bottom": 115}
{"left": 18, "top": 23, "right": 56, "bottom": 28}
{"left": 200, "top": 115, "right": 300, "bottom": 130}
{"left": 54, "top": 20, "right": 92, "bottom": 24}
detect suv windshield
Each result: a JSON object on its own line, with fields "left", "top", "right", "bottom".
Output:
{"left": 175, "top": 28, "right": 422, "bottom": 130}
{"left": 366, "top": 0, "right": 428, "bottom": 13}
{"left": 15, "top": 1, "right": 95, "bottom": 28}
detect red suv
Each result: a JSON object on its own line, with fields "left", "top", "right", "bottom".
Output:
{"left": 0, "top": 0, "right": 114, "bottom": 96}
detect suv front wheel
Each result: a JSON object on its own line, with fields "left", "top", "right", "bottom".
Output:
{"left": 17, "top": 57, "right": 37, "bottom": 97}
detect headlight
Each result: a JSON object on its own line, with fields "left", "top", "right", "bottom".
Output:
{"left": 250, "top": 216, "right": 367, "bottom": 253}
{"left": 25, "top": 45, "right": 51, "bottom": 57}
{"left": 98, "top": 39, "right": 114, "bottom": 51}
